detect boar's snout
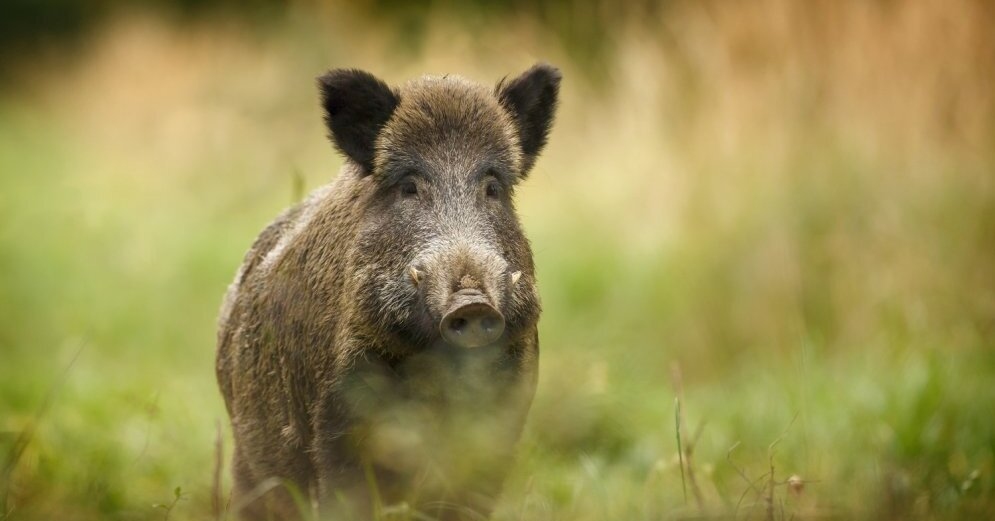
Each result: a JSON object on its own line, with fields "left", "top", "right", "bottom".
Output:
{"left": 440, "top": 289, "right": 505, "bottom": 348}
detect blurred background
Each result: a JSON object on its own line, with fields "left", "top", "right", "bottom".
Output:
{"left": 1, "top": 0, "right": 993, "bottom": 519}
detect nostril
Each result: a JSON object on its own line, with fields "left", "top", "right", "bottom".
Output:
{"left": 480, "top": 316, "right": 500, "bottom": 333}
{"left": 450, "top": 317, "right": 468, "bottom": 332}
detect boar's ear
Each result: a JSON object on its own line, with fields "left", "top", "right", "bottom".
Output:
{"left": 496, "top": 63, "right": 561, "bottom": 174}
{"left": 318, "top": 69, "right": 399, "bottom": 175}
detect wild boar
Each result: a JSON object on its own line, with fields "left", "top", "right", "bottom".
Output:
{"left": 216, "top": 63, "right": 560, "bottom": 520}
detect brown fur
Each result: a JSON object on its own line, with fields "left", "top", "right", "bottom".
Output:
{"left": 217, "top": 64, "right": 559, "bottom": 520}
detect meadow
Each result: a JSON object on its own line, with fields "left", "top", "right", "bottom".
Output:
{"left": 1, "top": 1, "right": 993, "bottom": 519}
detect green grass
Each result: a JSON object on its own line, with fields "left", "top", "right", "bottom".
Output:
{"left": 2, "top": 3, "right": 995, "bottom": 519}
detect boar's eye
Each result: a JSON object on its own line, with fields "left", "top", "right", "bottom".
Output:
{"left": 485, "top": 178, "right": 502, "bottom": 199}
{"left": 399, "top": 179, "right": 418, "bottom": 198}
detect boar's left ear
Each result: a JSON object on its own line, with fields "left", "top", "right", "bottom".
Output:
{"left": 318, "top": 69, "right": 399, "bottom": 175}
{"left": 496, "top": 63, "right": 561, "bottom": 174}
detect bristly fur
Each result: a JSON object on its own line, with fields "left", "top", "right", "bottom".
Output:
{"left": 219, "top": 64, "right": 560, "bottom": 521}
{"left": 495, "top": 63, "right": 562, "bottom": 174}
{"left": 318, "top": 69, "right": 400, "bottom": 174}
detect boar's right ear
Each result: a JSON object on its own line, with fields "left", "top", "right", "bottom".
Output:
{"left": 318, "top": 69, "right": 399, "bottom": 175}
{"left": 496, "top": 63, "right": 561, "bottom": 175}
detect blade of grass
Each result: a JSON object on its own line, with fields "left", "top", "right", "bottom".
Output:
{"left": 675, "top": 396, "right": 687, "bottom": 505}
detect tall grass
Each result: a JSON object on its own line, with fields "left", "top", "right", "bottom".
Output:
{"left": 1, "top": 1, "right": 993, "bottom": 519}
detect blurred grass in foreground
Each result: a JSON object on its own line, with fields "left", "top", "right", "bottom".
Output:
{"left": 1, "top": 0, "right": 994, "bottom": 519}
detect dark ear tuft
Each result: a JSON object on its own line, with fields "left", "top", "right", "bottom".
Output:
{"left": 318, "top": 69, "right": 399, "bottom": 174}
{"left": 496, "top": 63, "right": 561, "bottom": 174}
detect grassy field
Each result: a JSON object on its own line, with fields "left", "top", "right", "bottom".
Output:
{"left": 1, "top": 1, "right": 994, "bottom": 519}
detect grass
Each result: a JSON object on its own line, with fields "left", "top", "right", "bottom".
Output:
{"left": 1, "top": 1, "right": 994, "bottom": 519}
